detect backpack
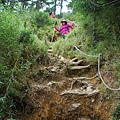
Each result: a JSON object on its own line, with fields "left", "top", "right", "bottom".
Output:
{"left": 66, "top": 24, "right": 69, "bottom": 32}
{"left": 60, "top": 24, "right": 69, "bottom": 32}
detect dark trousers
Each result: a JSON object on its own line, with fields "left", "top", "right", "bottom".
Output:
{"left": 61, "top": 33, "right": 65, "bottom": 39}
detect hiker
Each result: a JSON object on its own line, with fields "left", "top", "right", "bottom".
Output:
{"left": 54, "top": 20, "right": 74, "bottom": 39}
{"left": 49, "top": 12, "right": 56, "bottom": 18}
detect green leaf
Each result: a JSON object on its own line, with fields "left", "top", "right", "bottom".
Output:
{"left": 0, "top": 97, "right": 6, "bottom": 103}
{"left": 0, "top": 81, "right": 4, "bottom": 85}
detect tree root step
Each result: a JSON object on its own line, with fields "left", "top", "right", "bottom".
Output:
{"left": 69, "top": 64, "right": 90, "bottom": 70}
{"left": 70, "top": 58, "right": 78, "bottom": 62}
{"left": 69, "top": 60, "right": 83, "bottom": 66}
{"left": 69, "top": 74, "right": 98, "bottom": 81}
{"left": 48, "top": 49, "right": 53, "bottom": 53}
{"left": 60, "top": 89, "right": 99, "bottom": 96}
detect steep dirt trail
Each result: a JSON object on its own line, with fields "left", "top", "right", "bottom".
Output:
{"left": 18, "top": 44, "right": 116, "bottom": 120}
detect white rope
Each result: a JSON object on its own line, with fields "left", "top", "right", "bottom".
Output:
{"left": 74, "top": 45, "right": 120, "bottom": 91}
{"left": 98, "top": 54, "right": 120, "bottom": 91}
{"left": 74, "top": 46, "right": 98, "bottom": 58}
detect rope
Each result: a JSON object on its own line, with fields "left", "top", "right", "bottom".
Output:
{"left": 98, "top": 54, "right": 120, "bottom": 91}
{"left": 74, "top": 46, "right": 98, "bottom": 58}
{"left": 74, "top": 45, "right": 120, "bottom": 91}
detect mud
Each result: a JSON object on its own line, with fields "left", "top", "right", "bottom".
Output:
{"left": 17, "top": 48, "right": 118, "bottom": 120}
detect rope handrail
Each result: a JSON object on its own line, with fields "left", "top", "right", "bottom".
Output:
{"left": 74, "top": 45, "right": 120, "bottom": 91}
{"left": 74, "top": 46, "right": 99, "bottom": 58}
{"left": 98, "top": 54, "right": 120, "bottom": 91}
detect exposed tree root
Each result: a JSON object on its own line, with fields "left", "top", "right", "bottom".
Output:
{"left": 47, "top": 49, "right": 53, "bottom": 53}
{"left": 57, "top": 55, "right": 90, "bottom": 70}
{"left": 47, "top": 81, "right": 65, "bottom": 88}
{"left": 70, "top": 57, "right": 78, "bottom": 62}
{"left": 60, "top": 89, "right": 99, "bottom": 96}
{"left": 69, "top": 74, "right": 98, "bottom": 90}
{"left": 69, "top": 59, "right": 83, "bottom": 66}
{"left": 69, "top": 64, "right": 90, "bottom": 70}
{"left": 58, "top": 55, "right": 69, "bottom": 63}
{"left": 69, "top": 74, "right": 98, "bottom": 81}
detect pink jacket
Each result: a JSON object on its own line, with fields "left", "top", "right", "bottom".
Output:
{"left": 55, "top": 24, "right": 74, "bottom": 34}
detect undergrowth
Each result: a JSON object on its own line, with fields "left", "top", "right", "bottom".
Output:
{"left": 0, "top": 10, "right": 51, "bottom": 119}
{"left": 54, "top": 11, "right": 120, "bottom": 120}
{"left": 54, "top": 11, "right": 120, "bottom": 67}
{"left": 112, "top": 101, "right": 120, "bottom": 120}
{"left": 0, "top": 4, "right": 120, "bottom": 119}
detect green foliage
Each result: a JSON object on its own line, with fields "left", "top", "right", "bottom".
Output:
{"left": 30, "top": 10, "right": 56, "bottom": 41}
{"left": 66, "top": 0, "right": 120, "bottom": 60}
{"left": 112, "top": 104, "right": 120, "bottom": 120}
{"left": 0, "top": 10, "right": 50, "bottom": 119}
{"left": 68, "top": 0, "right": 95, "bottom": 14}
{"left": 0, "top": 11, "right": 21, "bottom": 81}
{"left": 0, "top": 0, "right": 53, "bottom": 11}
{"left": 19, "top": 30, "right": 33, "bottom": 43}
{"left": 52, "top": 32, "right": 79, "bottom": 59}
{"left": 0, "top": 11, "right": 20, "bottom": 54}
{"left": 37, "top": 25, "right": 53, "bottom": 41}
{"left": 31, "top": 11, "right": 52, "bottom": 28}
{"left": 31, "top": 34, "right": 49, "bottom": 56}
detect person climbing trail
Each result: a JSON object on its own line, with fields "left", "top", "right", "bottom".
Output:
{"left": 49, "top": 12, "right": 56, "bottom": 18}
{"left": 54, "top": 20, "right": 74, "bottom": 39}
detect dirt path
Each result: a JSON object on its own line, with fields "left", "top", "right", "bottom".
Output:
{"left": 18, "top": 44, "right": 117, "bottom": 120}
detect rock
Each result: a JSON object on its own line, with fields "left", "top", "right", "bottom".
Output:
{"left": 51, "top": 67, "right": 57, "bottom": 72}
{"left": 88, "top": 89, "right": 99, "bottom": 96}
{"left": 47, "top": 66, "right": 58, "bottom": 72}
{"left": 92, "top": 99, "right": 95, "bottom": 102}
{"left": 47, "top": 81, "right": 55, "bottom": 86}
{"left": 68, "top": 103, "right": 81, "bottom": 112}
{"left": 72, "top": 103, "right": 81, "bottom": 108}
{"left": 86, "top": 86, "right": 93, "bottom": 92}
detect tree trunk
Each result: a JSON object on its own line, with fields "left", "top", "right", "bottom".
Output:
{"left": 60, "top": 0, "right": 63, "bottom": 14}
{"left": 54, "top": 0, "right": 57, "bottom": 14}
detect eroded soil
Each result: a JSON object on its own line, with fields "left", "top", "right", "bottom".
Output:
{"left": 17, "top": 46, "right": 119, "bottom": 120}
